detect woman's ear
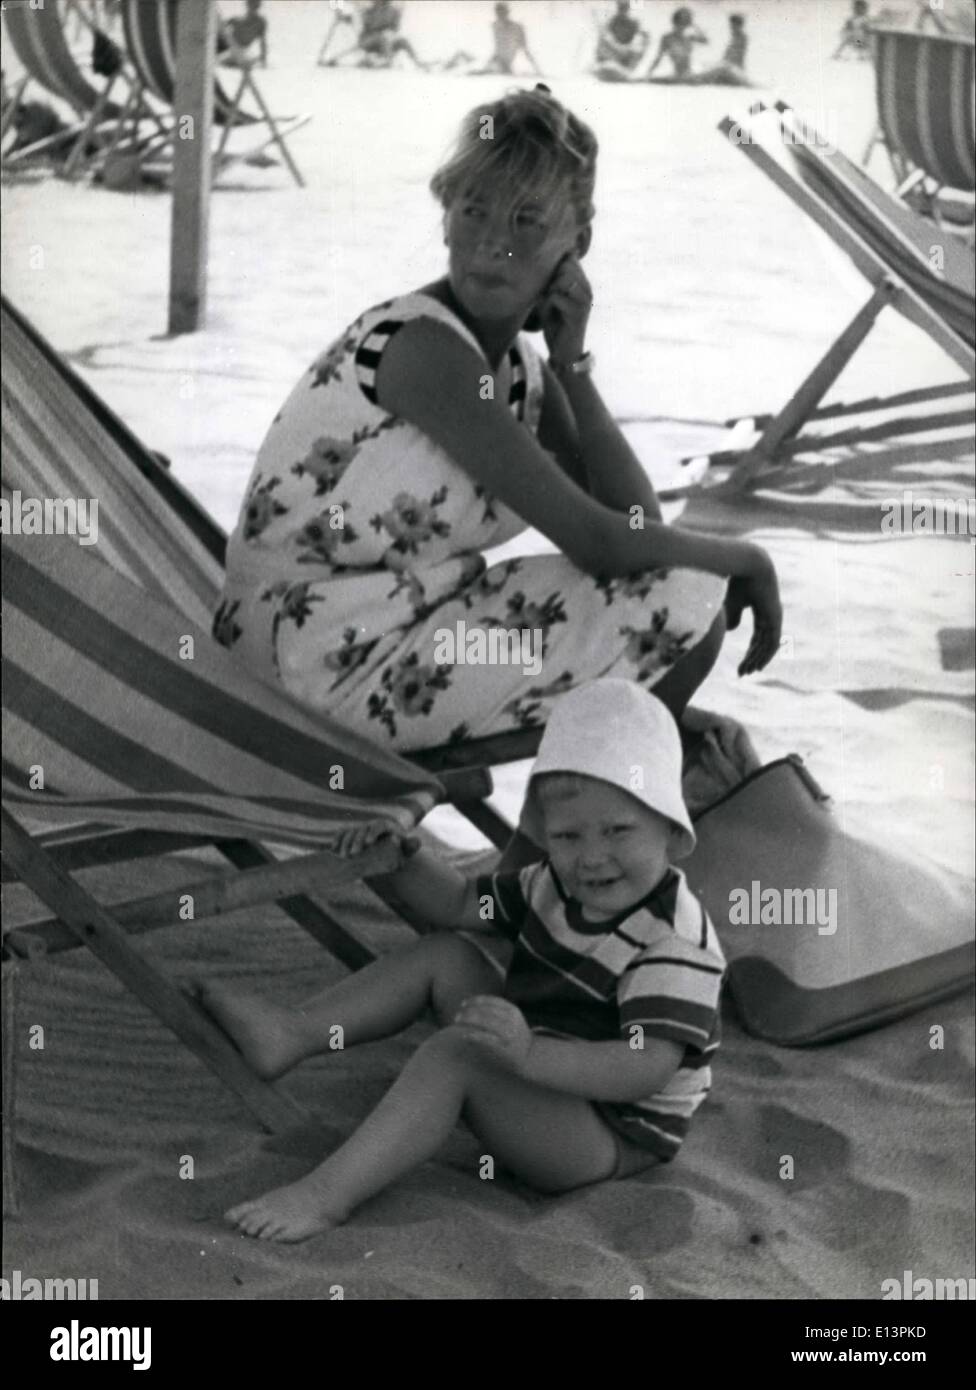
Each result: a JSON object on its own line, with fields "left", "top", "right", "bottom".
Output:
{"left": 574, "top": 224, "right": 593, "bottom": 260}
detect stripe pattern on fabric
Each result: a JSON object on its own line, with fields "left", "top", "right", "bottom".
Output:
{"left": 2, "top": 533, "right": 440, "bottom": 848}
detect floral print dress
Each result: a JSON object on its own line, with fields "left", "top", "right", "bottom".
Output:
{"left": 215, "top": 292, "right": 725, "bottom": 752}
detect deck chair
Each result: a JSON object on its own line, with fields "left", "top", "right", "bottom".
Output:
{"left": 1, "top": 0, "right": 163, "bottom": 179}
{"left": 864, "top": 23, "right": 975, "bottom": 222}
{"left": 120, "top": 0, "right": 310, "bottom": 188}
{"left": 0, "top": 296, "right": 500, "bottom": 1141}
{"left": 672, "top": 101, "right": 975, "bottom": 495}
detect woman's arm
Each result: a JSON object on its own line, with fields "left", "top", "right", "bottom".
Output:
{"left": 539, "top": 361, "right": 663, "bottom": 524}
{"left": 376, "top": 317, "right": 763, "bottom": 585}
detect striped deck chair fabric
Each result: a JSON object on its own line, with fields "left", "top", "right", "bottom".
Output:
{"left": 779, "top": 107, "right": 975, "bottom": 351}
{"left": 873, "top": 24, "right": 976, "bottom": 193}
{"left": 3, "top": 0, "right": 125, "bottom": 118}
{"left": 1, "top": 295, "right": 223, "bottom": 631}
{"left": 2, "top": 531, "right": 440, "bottom": 850}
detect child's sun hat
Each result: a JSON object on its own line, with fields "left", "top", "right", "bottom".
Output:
{"left": 519, "top": 678, "right": 697, "bottom": 858}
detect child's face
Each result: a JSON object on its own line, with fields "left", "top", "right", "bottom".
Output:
{"left": 539, "top": 779, "right": 675, "bottom": 921}
{"left": 445, "top": 181, "right": 580, "bottom": 323}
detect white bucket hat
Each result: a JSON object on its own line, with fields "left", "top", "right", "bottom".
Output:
{"left": 519, "top": 678, "right": 696, "bottom": 859}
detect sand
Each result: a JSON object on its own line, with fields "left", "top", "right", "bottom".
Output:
{"left": 1, "top": 0, "right": 973, "bottom": 1299}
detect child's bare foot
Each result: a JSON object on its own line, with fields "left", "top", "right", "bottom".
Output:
{"left": 225, "top": 1175, "right": 348, "bottom": 1243}
{"left": 194, "top": 983, "right": 309, "bottom": 1079}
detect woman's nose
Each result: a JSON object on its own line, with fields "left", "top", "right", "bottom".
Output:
{"left": 477, "top": 221, "right": 513, "bottom": 258}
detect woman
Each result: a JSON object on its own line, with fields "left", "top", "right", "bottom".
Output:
{"left": 646, "top": 7, "right": 709, "bottom": 81}
{"left": 215, "top": 87, "right": 781, "bottom": 759}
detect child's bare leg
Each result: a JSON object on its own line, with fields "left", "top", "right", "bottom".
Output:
{"left": 197, "top": 934, "right": 500, "bottom": 1079}
{"left": 225, "top": 1028, "right": 621, "bottom": 1242}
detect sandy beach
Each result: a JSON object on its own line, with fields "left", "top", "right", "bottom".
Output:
{"left": 1, "top": 0, "right": 973, "bottom": 1301}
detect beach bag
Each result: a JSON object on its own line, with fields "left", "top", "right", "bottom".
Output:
{"left": 683, "top": 754, "right": 975, "bottom": 1046}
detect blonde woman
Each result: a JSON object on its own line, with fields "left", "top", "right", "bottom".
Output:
{"left": 215, "top": 87, "right": 781, "bottom": 769}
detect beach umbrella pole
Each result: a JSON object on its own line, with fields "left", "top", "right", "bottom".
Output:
{"left": 168, "top": 0, "right": 217, "bottom": 334}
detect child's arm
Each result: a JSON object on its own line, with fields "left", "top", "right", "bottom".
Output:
{"left": 523, "top": 1036, "right": 684, "bottom": 1100}
{"left": 456, "top": 996, "right": 685, "bottom": 1099}
{"left": 332, "top": 823, "right": 486, "bottom": 930}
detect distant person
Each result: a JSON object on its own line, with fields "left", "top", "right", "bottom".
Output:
{"left": 594, "top": 1, "right": 650, "bottom": 78}
{"left": 324, "top": 0, "right": 428, "bottom": 70}
{"left": 692, "top": 13, "right": 750, "bottom": 86}
{"left": 833, "top": 0, "right": 873, "bottom": 59}
{"left": 646, "top": 7, "right": 709, "bottom": 81}
{"left": 219, "top": 0, "right": 269, "bottom": 68}
{"left": 441, "top": 3, "right": 541, "bottom": 76}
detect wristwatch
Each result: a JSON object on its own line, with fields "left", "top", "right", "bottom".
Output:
{"left": 550, "top": 350, "right": 595, "bottom": 376}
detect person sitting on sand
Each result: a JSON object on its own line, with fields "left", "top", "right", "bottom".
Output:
{"left": 207, "top": 680, "right": 726, "bottom": 1241}
{"left": 646, "top": 6, "right": 709, "bottom": 81}
{"left": 440, "top": 3, "right": 541, "bottom": 76}
{"left": 595, "top": 0, "right": 650, "bottom": 77}
{"left": 692, "top": 13, "right": 750, "bottom": 86}
{"left": 218, "top": 0, "right": 268, "bottom": 68}
{"left": 214, "top": 85, "right": 782, "bottom": 872}
{"left": 324, "top": 0, "right": 428, "bottom": 70}
{"left": 832, "top": 0, "right": 873, "bottom": 59}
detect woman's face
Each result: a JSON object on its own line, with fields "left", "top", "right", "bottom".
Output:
{"left": 444, "top": 180, "right": 582, "bottom": 322}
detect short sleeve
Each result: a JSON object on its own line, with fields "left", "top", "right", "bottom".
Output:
{"left": 617, "top": 938, "right": 724, "bottom": 1053}
{"left": 354, "top": 295, "right": 486, "bottom": 406}
{"left": 473, "top": 868, "right": 532, "bottom": 941}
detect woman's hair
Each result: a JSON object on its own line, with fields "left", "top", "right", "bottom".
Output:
{"left": 430, "top": 86, "right": 598, "bottom": 230}
{"left": 673, "top": 7, "right": 694, "bottom": 28}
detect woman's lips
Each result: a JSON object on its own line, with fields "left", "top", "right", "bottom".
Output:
{"left": 468, "top": 272, "right": 510, "bottom": 289}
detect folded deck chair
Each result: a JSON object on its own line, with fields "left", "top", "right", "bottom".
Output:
{"left": 120, "top": 0, "right": 310, "bottom": 187}
{"left": 675, "top": 101, "right": 975, "bottom": 495}
{"left": 864, "top": 23, "right": 975, "bottom": 220}
{"left": 1, "top": 0, "right": 163, "bottom": 179}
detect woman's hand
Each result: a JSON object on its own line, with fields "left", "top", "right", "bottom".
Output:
{"left": 331, "top": 821, "right": 421, "bottom": 860}
{"left": 452, "top": 995, "right": 534, "bottom": 1072}
{"left": 725, "top": 549, "right": 783, "bottom": 676}
{"left": 539, "top": 254, "right": 593, "bottom": 367}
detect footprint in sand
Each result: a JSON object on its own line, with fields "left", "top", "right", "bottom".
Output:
{"left": 725, "top": 1103, "right": 851, "bottom": 1192}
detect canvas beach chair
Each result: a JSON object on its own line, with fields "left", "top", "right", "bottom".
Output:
{"left": 1, "top": 296, "right": 499, "bottom": 1146}
{"left": 120, "top": 0, "right": 310, "bottom": 187}
{"left": 1, "top": 0, "right": 164, "bottom": 180}
{"left": 863, "top": 22, "right": 975, "bottom": 224}
{"left": 671, "top": 101, "right": 975, "bottom": 496}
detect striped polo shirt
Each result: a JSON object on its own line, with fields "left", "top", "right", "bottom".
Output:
{"left": 474, "top": 861, "right": 726, "bottom": 1160}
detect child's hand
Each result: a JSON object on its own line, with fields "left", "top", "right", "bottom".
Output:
{"left": 331, "top": 821, "right": 421, "bottom": 860}
{"left": 453, "top": 995, "right": 534, "bottom": 1071}
{"left": 540, "top": 254, "right": 593, "bottom": 368}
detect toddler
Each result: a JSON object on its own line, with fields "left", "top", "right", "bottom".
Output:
{"left": 205, "top": 679, "right": 726, "bottom": 1241}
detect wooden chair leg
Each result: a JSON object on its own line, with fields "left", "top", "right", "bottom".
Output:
{"left": 2, "top": 960, "right": 19, "bottom": 1217}
{"left": 238, "top": 69, "right": 305, "bottom": 188}
{"left": 0, "top": 809, "right": 304, "bottom": 1134}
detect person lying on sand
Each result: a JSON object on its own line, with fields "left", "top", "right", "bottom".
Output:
{"left": 214, "top": 84, "right": 783, "bottom": 828}
{"left": 646, "top": 6, "right": 709, "bottom": 81}
{"left": 204, "top": 680, "right": 725, "bottom": 1242}
{"left": 594, "top": 0, "right": 650, "bottom": 77}
{"left": 440, "top": 2, "right": 541, "bottom": 76}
